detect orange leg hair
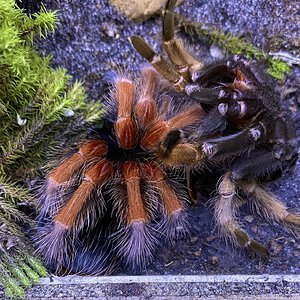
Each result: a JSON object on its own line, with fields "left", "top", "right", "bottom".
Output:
{"left": 48, "top": 140, "right": 108, "bottom": 185}
{"left": 142, "top": 161, "right": 183, "bottom": 216}
{"left": 122, "top": 161, "right": 148, "bottom": 224}
{"left": 114, "top": 78, "right": 137, "bottom": 149}
{"left": 134, "top": 67, "right": 160, "bottom": 128}
{"left": 54, "top": 159, "right": 114, "bottom": 230}
{"left": 141, "top": 104, "right": 204, "bottom": 148}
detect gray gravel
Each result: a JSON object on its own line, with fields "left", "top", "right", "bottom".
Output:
{"left": 3, "top": 274, "right": 300, "bottom": 299}
{"left": 22, "top": 0, "right": 300, "bottom": 277}
{"left": 33, "top": 0, "right": 300, "bottom": 99}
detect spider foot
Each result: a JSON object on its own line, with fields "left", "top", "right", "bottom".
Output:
{"left": 240, "top": 180, "right": 300, "bottom": 237}
{"left": 283, "top": 214, "right": 300, "bottom": 237}
{"left": 215, "top": 172, "right": 269, "bottom": 257}
{"left": 160, "top": 208, "right": 190, "bottom": 243}
{"left": 112, "top": 221, "right": 159, "bottom": 271}
{"left": 234, "top": 228, "right": 269, "bottom": 257}
{"left": 35, "top": 222, "right": 74, "bottom": 274}
{"left": 38, "top": 177, "right": 75, "bottom": 219}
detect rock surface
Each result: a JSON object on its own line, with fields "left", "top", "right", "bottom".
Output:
{"left": 109, "top": 0, "right": 184, "bottom": 21}
{"left": 3, "top": 274, "right": 300, "bottom": 299}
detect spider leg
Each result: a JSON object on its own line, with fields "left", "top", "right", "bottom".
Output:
{"left": 48, "top": 141, "right": 108, "bottom": 184}
{"left": 230, "top": 150, "right": 293, "bottom": 181}
{"left": 54, "top": 159, "right": 113, "bottom": 230}
{"left": 130, "top": 36, "right": 187, "bottom": 91}
{"left": 122, "top": 161, "right": 148, "bottom": 225}
{"left": 41, "top": 140, "right": 107, "bottom": 217}
{"left": 162, "top": 0, "right": 203, "bottom": 82}
{"left": 141, "top": 104, "right": 204, "bottom": 148}
{"left": 271, "top": 116, "right": 297, "bottom": 161}
{"left": 113, "top": 161, "right": 159, "bottom": 270}
{"left": 185, "top": 78, "right": 254, "bottom": 123}
{"left": 158, "top": 141, "right": 206, "bottom": 204}
{"left": 158, "top": 129, "right": 183, "bottom": 157}
{"left": 155, "top": 128, "right": 206, "bottom": 167}
{"left": 130, "top": 0, "right": 203, "bottom": 91}
{"left": 193, "top": 60, "right": 235, "bottom": 85}
{"left": 197, "top": 106, "right": 228, "bottom": 137}
{"left": 160, "top": 142, "right": 206, "bottom": 167}
{"left": 186, "top": 170, "right": 198, "bottom": 204}
{"left": 239, "top": 180, "right": 300, "bottom": 235}
{"left": 186, "top": 56, "right": 263, "bottom": 111}
{"left": 215, "top": 172, "right": 269, "bottom": 257}
{"left": 211, "top": 58, "right": 297, "bottom": 161}
{"left": 155, "top": 129, "right": 207, "bottom": 204}
{"left": 202, "top": 123, "right": 266, "bottom": 160}
{"left": 37, "top": 159, "right": 113, "bottom": 272}
{"left": 143, "top": 161, "right": 189, "bottom": 241}
{"left": 210, "top": 92, "right": 263, "bottom": 133}
{"left": 134, "top": 67, "right": 160, "bottom": 128}
{"left": 185, "top": 85, "right": 227, "bottom": 105}
{"left": 228, "top": 149, "right": 300, "bottom": 234}
{"left": 114, "top": 77, "right": 137, "bottom": 149}
{"left": 217, "top": 98, "right": 264, "bottom": 121}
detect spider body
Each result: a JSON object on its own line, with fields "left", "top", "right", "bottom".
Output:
{"left": 131, "top": 0, "right": 299, "bottom": 256}
{"left": 91, "top": 119, "right": 150, "bottom": 162}
{"left": 35, "top": 66, "right": 206, "bottom": 274}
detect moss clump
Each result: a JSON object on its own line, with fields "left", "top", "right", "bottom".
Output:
{"left": 0, "top": 0, "right": 103, "bottom": 298}
{"left": 175, "top": 13, "right": 291, "bottom": 80}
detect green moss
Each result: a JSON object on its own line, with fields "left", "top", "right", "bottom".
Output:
{"left": 267, "top": 58, "right": 291, "bottom": 80}
{"left": 175, "top": 13, "right": 291, "bottom": 79}
{"left": 0, "top": 0, "right": 103, "bottom": 298}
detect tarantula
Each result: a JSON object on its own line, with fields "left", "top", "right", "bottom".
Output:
{"left": 35, "top": 66, "right": 206, "bottom": 274}
{"left": 36, "top": 0, "right": 299, "bottom": 274}
{"left": 131, "top": 0, "right": 299, "bottom": 256}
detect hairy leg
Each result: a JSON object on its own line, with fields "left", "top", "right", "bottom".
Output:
{"left": 214, "top": 172, "right": 269, "bottom": 257}
{"left": 240, "top": 180, "right": 300, "bottom": 234}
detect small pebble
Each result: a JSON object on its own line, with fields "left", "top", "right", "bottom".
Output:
{"left": 270, "top": 240, "right": 283, "bottom": 255}
{"left": 101, "top": 22, "right": 119, "bottom": 38}
{"left": 251, "top": 225, "right": 258, "bottom": 233}
{"left": 190, "top": 236, "right": 199, "bottom": 243}
{"left": 210, "top": 256, "right": 220, "bottom": 265}
{"left": 294, "top": 251, "right": 300, "bottom": 257}
{"left": 64, "top": 109, "right": 75, "bottom": 117}
{"left": 244, "top": 215, "right": 255, "bottom": 223}
{"left": 206, "top": 235, "right": 216, "bottom": 242}
{"left": 164, "top": 261, "right": 174, "bottom": 267}
{"left": 209, "top": 43, "right": 225, "bottom": 59}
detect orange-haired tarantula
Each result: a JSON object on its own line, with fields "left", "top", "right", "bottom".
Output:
{"left": 131, "top": 0, "right": 299, "bottom": 256}
{"left": 35, "top": 66, "right": 206, "bottom": 274}
{"left": 36, "top": 0, "right": 299, "bottom": 275}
